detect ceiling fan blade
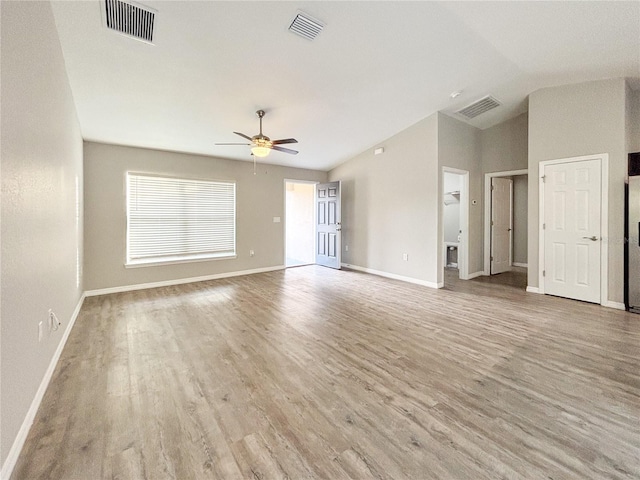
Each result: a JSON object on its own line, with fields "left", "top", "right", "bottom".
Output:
{"left": 272, "top": 138, "right": 298, "bottom": 145}
{"left": 233, "top": 131, "right": 253, "bottom": 141}
{"left": 215, "top": 142, "right": 251, "bottom": 146}
{"left": 271, "top": 145, "right": 299, "bottom": 155}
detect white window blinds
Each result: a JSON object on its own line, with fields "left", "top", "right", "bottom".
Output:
{"left": 126, "top": 173, "right": 236, "bottom": 265}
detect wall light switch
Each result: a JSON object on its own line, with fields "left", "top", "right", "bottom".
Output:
{"left": 402, "top": 253, "right": 408, "bottom": 261}
{"left": 250, "top": 250, "right": 255, "bottom": 257}
{"left": 345, "top": 245, "right": 349, "bottom": 251}
{"left": 273, "top": 216, "right": 281, "bottom": 223}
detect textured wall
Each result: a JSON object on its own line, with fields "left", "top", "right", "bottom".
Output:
{"left": 1, "top": 0, "right": 84, "bottom": 468}
{"left": 329, "top": 114, "right": 440, "bottom": 286}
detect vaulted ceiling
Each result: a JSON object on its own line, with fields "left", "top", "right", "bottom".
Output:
{"left": 50, "top": 1, "right": 640, "bottom": 171}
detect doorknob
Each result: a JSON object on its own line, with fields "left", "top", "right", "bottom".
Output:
{"left": 582, "top": 236, "right": 598, "bottom": 241}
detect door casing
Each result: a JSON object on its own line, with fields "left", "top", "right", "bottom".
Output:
{"left": 538, "top": 154, "right": 609, "bottom": 306}
{"left": 441, "top": 167, "right": 469, "bottom": 282}
{"left": 483, "top": 169, "right": 527, "bottom": 275}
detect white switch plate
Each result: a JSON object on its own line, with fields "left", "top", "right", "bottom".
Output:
{"left": 345, "top": 245, "right": 349, "bottom": 251}
{"left": 250, "top": 250, "right": 255, "bottom": 257}
{"left": 402, "top": 253, "right": 408, "bottom": 261}
{"left": 273, "top": 216, "right": 281, "bottom": 223}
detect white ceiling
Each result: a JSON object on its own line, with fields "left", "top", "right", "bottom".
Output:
{"left": 50, "top": 1, "right": 640, "bottom": 171}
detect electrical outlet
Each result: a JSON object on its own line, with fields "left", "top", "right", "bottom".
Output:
{"left": 250, "top": 249, "right": 255, "bottom": 257}
{"left": 402, "top": 253, "right": 408, "bottom": 261}
{"left": 38, "top": 321, "right": 44, "bottom": 342}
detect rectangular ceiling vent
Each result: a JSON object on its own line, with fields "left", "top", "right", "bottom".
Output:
{"left": 456, "top": 96, "right": 501, "bottom": 119}
{"left": 104, "top": 0, "right": 155, "bottom": 44}
{"left": 289, "top": 13, "right": 324, "bottom": 41}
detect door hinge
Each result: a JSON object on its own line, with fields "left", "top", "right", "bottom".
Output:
{"left": 491, "top": 221, "right": 494, "bottom": 226}
{"left": 490, "top": 256, "right": 494, "bottom": 261}
{"left": 541, "top": 175, "right": 546, "bottom": 183}
{"left": 543, "top": 270, "right": 546, "bottom": 277}
{"left": 491, "top": 185, "right": 494, "bottom": 191}
{"left": 543, "top": 223, "right": 546, "bottom": 230}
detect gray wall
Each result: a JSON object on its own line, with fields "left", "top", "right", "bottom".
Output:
{"left": 628, "top": 86, "right": 640, "bottom": 154}
{"left": 1, "top": 0, "right": 84, "bottom": 467}
{"left": 437, "top": 113, "right": 483, "bottom": 279}
{"left": 328, "top": 111, "right": 526, "bottom": 286}
{"left": 84, "top": 142, "right": 327, "bottom": 291}
{"left": 481, "top": 112, "right": 529, "bottom": 173}
{"left": 528, "top": 78, "right": 627, "bottom": 303}
{"left": 512, "top": 175, "right": 528, "bottom": 265}
{"left": 328, "top": 113, "right": 440, "bottom": 285}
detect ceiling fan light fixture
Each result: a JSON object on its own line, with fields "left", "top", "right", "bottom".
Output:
{"left": 251, "top": 146, "right": 270, "bottom": 157}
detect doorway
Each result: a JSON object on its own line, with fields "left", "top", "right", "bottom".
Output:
{"left": 484, "top": 169, "right": 528, "bottom": 279}
{"left": 442, "top": 168, "right": 469, "bottom": 285}
{"left": 285, "top": 181, "right": 316, "bottom": 267}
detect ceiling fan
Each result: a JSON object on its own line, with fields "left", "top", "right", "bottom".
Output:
{"left": 215, "top": 110, "right": 298, "bottom": 157}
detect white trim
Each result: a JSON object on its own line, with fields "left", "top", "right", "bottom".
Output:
{"left": 441, "top": 167, "right": 469, "bottom": 282}
{"left": 342, "top": 263, "right": 441, "bottom": 289}
{"left": 513, "top": 262, "right": 528, "bottom": 268}
{"left": 602, "top": 300, "right": 625, "bottom": 310}
{"left": 466, "top": 270, "right": 484, "bottom": 280}
{"left": 484, "top": 169, "right": 528, "bottom": 275}
{"left": 85, "top": 266, "right": 285, "bottom": 297}
{"left": 538, "top": 154, "right": 609, "bottom": 306}
{"left": 1, "top": 293, "right": 86, "bottom": 480}
{"left": 526, "top": 286, "right": 541, "bottom": 294}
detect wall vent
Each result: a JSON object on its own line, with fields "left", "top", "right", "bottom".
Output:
{"left": 104, "top": 0, "right": 155, "bottom": 44}
{"left": 456, "top": 95, "right": 501, "bottom": 119}
{"left": 289, "top": 13, "right": 324, "bottom": 41}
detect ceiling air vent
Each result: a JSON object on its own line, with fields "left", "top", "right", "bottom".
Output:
{"left": 104, "top": 0, "right": 155, "bottom": 44}
{"left": 289, "top": 13, "right": 324, "bottom": 41}
{"left": 456, "top": 95, "right": 501, "bottom": 119}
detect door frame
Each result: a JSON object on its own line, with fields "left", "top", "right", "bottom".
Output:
{"left": 283, "top": 179, "right": 319, "bottom": 267}
{"left": 538, "top": 153, "right": 609, "bottom": 305}
{"left": 441, "top": 167, "right": 469, "bottom": 281}
{"left": 483, "top": 169, "right": 527, "bottom": 275}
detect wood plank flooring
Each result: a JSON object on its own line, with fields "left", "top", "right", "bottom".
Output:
{"left": 12, "top": 266, "right": 640, "bottom": 479}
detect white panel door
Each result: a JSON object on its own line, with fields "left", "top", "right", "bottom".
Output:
{"left": 315, "top": 182, "right": 341, "bottom": 269}
{"left": 491, "top": 177, "right": 513, "bottom": 274}
{"left": 543, "top": 159, "right": 601, "bottom": 303}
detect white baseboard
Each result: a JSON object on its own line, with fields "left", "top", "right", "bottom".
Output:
{"left": 602, "top": 300, "right": 625, "bottom": 310}
{"left": 526, "top": 286, "right": 541, "bottom": 294}
{"left": 1, "top": 293, "right": 86, "bottom": 480}
{"left": 85, "top": 266, "right": 285, "bottom": 297}
{"left": 341, "top": 263, "right": 441, "bottom": 289}
{"left": 513, "top": 262, "right": 528, "bottom": 268}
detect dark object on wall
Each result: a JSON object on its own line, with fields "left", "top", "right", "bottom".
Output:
{"left": 629, "top": 152, "right": 640, "bottom": 176}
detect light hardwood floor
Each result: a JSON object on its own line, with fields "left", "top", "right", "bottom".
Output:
{"left": 12, "top": 266, "right": 640, "bottom": 479}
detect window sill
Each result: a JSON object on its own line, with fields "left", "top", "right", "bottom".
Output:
{"left": 125, "top": 253, "right": 237, "bottom": 268}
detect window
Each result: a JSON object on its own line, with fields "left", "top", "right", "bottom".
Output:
{"left": 126, "top": 173, "right": 236, "bottom": 266}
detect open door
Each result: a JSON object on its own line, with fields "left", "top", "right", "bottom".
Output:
{"left": 491, "top": 177, "right": 513, "bottom": 274}
{"left": 315, "top": 181, "right": 341, "bottom": 269}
